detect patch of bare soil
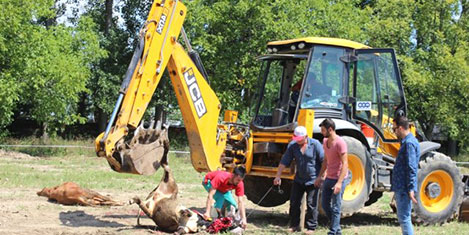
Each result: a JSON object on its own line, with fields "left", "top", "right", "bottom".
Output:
{"left": 0, "top": 188, "right": 179, "bottom": 235}
{"left": 0, "top": 149, "right": 38, "bottom": 160}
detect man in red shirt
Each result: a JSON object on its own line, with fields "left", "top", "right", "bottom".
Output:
{"left": 202, "top": 166, "right": 247, "bottom": 228}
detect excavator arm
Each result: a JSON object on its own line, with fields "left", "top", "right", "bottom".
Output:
{"left": 95, "top": 0, "right": 248, "bottom": 175}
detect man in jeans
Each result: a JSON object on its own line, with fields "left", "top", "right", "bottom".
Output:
{"left": 315, "top": 118, "right": 349, "bottom": 235}
{"left": 274, "top": 126, "right": 324, "bottom": 233}
{"left": 391, "top": 115, "right": 419, "bottom": 235}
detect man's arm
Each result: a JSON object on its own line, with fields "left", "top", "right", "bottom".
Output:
{"left": 274, "top": 143, "right": 293, "bottom": 185}
{"left": 203, "top": 188, "right": 216, "bottom": 219}
{"left": 314, "top": 155, "right": 327, "bottom": 187}
{"left": 406, "top": 142, "right": 418, "bottom": 203}
{"left": 334, "top": 152, "right": 348, "bottom": 194}
{"left": 237, "top": 195, "right": 247, "bottom": 228}
{"left": 274, "top": 163, "right": 287, "bottom": 185}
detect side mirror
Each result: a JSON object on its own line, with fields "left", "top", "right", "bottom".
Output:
{"left": 338, "top": 96, "right": 357, "bottom": 105}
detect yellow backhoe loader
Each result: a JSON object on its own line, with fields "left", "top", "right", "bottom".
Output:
{"left": 95, "top": 0, "right": 469, "bottom": 225}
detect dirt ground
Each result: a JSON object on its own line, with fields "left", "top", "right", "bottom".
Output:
{"left": 0, "top": 150, "right": 292, "bottom": 234}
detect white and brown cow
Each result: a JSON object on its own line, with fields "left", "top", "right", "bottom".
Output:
{"left": 130, "top": 164, "right": 198, "bottom": 234}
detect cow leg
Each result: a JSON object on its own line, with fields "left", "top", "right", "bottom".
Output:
{"left": 131, "top": 197, "right": 154, "bottom": 226}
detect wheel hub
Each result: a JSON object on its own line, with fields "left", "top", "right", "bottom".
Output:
{"left": 425, "top": 181, "right": 441, "bottom": 199}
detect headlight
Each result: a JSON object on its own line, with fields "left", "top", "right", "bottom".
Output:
{"left": 272, "top": 47, "right": 278, "bottom": 53}
{"left": 291, "top": 45, "right": 296, "bottom": 50}
{"left": 298, "top": 43, "right": 305, "bottom": 49}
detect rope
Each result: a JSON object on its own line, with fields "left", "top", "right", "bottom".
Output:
{"left": 0, "top": 144, "right": 190, "bottom": 154}
{"left": 246, "top": 185, "right": 274, "bottom": 219}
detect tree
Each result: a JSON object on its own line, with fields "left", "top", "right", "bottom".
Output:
{"left": 0, "top": 0, "right": 104, "bottom": 137}
{"left": 184, "top": 0, "right": 371, "bottom": 121}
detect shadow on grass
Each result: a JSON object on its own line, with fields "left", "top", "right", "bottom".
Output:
{"left": 246, "top": 209, "right": 398, "bottom": 229}
{"left": 59, "top": 210, "right": 126, "bottom": 228}
{"left": 341, "top": 212, "right": 399, "bottom": 227}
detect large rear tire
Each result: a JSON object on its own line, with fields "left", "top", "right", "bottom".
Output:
{"left": 413, "top": 152, "right": 464, "bottom": 225}
{"left": 244, "top": 175, "right": 291, "bottom": 207}
{"left": 341, "top": 136, "right": 373, "bottom": 216}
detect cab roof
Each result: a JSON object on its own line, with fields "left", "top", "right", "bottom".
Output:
{"left": 268, "top": 37, "right": 370, "bottom": 49}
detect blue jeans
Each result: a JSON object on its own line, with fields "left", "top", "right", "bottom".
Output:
{"left": 202, "top": 179, "right": 237, "bottom": 210}
{"left": 395, "top": 192, "right": 414, "bottom": 235}
{"left": 321, "top": 178, "right": 348, "bottom": 235}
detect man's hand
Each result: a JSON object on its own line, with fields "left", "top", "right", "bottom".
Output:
{"left": 333, "top": 182, "right": 342, "bottom": 195}
{"left": 314, "top": 177, "right": 323, "bottom": 188}
{"left": 241, "top": 218, "right": 247, "bottom": 229}
{"left": 273, "top": 176, "right": 281, "bottom": 186}
{"left": 409, "top": 191, "right": 418, "bottom": 204}
{"left": 202, "top": 212, "right": 211, "bottom": 221}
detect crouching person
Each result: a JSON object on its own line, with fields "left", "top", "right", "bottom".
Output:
{"left": 274, "top": 126, "right": 324, "bottom": 233}
{"left": 202, "top": 165, "right": 247, "bottom": 229}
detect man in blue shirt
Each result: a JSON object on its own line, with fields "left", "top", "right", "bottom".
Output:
{"left": 391, "top": 115, "right": 420, "bottom": 235}
{"left": 274, "top": 126, "right": 324, "bottom": 233}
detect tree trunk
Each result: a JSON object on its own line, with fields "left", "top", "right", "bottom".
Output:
{"left": 41, "top": 122, "right": 49, "bottom": 141}
{"left": 104, "top": 0, "right": 113, "bottom": 35}
{"left": 97, "top": 108, "right": 107, "bottom": 133}
{"left": 154, "top": 105, "right": 167, "bottom": 125}
{"left": 423, "top": 122, "right": 435, "bottom": 141}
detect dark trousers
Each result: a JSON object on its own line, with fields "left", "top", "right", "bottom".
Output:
{"left": 289, "top": 181, "right": 319, "bottom": 230}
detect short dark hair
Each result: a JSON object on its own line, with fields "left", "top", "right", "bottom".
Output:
{"left": 319, "top": 118, "right": 336, "bottom": 131}
{"left": 233, "top": 165, "right": 246, "bottom": 178}
{"left": 394, "top": 115, "right": 410, "bottom": 130}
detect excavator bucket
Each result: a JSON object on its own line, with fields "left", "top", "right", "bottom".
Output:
{"left": 460, "top": 175, "right": 469, "bottom": 222}
{"left": 111, "top": 124, "right": 170, "bottom": 175}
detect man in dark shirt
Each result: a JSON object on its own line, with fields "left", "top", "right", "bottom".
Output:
{"left": 274, "top": 126, "right": 324, "bottom": 233}
{"left": 391, "top": 115, "right": 420, "bottom": 235}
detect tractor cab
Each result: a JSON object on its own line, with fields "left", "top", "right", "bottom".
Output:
{"left": 251, "top": 37, "right": 406, "bottom": 145}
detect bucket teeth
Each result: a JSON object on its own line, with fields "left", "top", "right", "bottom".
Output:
{"left": 112, "top": 119, "right": 169, "bottom": 175}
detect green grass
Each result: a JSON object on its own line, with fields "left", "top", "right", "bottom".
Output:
{"left": 0, "top": 152, "right": 202, "bottom": 192}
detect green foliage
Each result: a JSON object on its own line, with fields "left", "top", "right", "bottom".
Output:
{"left": 2, "top": 0, "right": 469, "bottom": 150}
{"left": 0, "top": 0, "right": 104, "bottom": 136}
{"left": 184, "top": 0, "right": 371, "bottom": 118}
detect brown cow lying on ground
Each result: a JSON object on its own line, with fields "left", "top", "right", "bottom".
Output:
{"left": 129, "top": 164, "right": 198, "bottom": 234}
{"left": 37, "top": 182, "right": 123, "bottom": 206}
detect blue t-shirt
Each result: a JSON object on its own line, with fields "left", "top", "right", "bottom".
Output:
{"left": 391, "top": 133, "right": 420, "bottom": 193}
{"left": 280, "top": 138, "right": 324, "bottom": 185}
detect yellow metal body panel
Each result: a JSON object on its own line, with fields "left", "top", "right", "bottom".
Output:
{"left": 268, "top": 37, "right": 370, "bottom": 49}
{"left": 297, "top": 109, "right": 314, "bottom": 137}
{"left": 252, "top": 132, "right": 293, "bottom": 143}
{"left": 168, "top": 44, "right": 225, "bottom": 172}
{"left": 224, "top": 110, "right": 238, "bottom": 123}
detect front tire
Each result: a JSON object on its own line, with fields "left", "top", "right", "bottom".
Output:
{"left": 413, "top": 152, "right": 464, "bottom": 225}
{"left": 341, "top": 136, "right": 373, "bottom": 216}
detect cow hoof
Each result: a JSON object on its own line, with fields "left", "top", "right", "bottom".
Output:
{"left": 130, "top": 196, "right": 141, "bottom": 205}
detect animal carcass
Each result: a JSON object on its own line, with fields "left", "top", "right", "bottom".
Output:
{"left": 37, "top": 182, "right": 123, "bottom": 206}
{"left": 130, "top": 164, "right": 198, "bottom": 233}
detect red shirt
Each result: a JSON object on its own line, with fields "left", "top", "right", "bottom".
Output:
{"left": 204, "top": 171, "right": 244, "bottom": 196}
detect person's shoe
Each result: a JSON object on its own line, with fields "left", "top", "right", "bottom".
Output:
{"left": 289, "top": 227, "right": 300, "bottom": 232}
{"left": 304, "top": 229, "right": 315, "bottom": 234}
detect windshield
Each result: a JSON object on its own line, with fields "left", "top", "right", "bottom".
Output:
{"left": 300, "top": 46, "right": 347, "bottom": 109}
